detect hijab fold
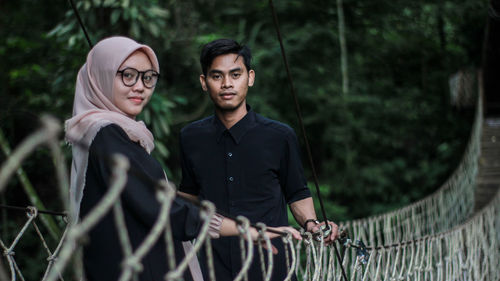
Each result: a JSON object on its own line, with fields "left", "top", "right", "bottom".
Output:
{"left": 65, "top": 36, "right": 159, "bottom": 222}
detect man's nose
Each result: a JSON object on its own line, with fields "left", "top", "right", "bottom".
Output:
{"left": 222, "top": 75, "right": 233, "bottom": 88}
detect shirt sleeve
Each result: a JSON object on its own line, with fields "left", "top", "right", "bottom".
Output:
{"left": 178, "top": 130, "right": 201, "bottom": 195}
{"left": 208, "top": 213, "right": 224, "bottom": 239}
{"left": 88, "top": 124, "right": 202, "bottom": 241}
{"left": 279, "top": 128, "right": 312, "bottom": 204}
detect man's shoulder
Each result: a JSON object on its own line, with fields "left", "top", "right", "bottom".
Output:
{"left": 254, "top": 113, "right": 296, "bottom": 138}
{"left": 180, "top": 115, "right": 215, "bottom": 136}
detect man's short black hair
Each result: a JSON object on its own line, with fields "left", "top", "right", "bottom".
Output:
{"left": 200, "top": 39, "right": 252, "bottom": 76}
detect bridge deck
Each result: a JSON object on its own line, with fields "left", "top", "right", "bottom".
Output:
{"left": 474, "top": 117, "right": 500, "bottom": 211}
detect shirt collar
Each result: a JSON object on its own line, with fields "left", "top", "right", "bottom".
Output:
{"left": 214, "top": 104, "right": 257, "bottom": 144}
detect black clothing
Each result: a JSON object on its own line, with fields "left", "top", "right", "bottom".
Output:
{"left": 81, "top": 124, "right": 202, "bottom": 281}
{"left": 179, "top": 107, "right": 310, "bottom": 281}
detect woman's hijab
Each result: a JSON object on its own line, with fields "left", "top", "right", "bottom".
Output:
{"left": 65, "top": 36, "right": 159, "bottom": 222}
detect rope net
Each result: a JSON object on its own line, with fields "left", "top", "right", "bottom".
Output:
{"left": 1, "top": 81, "right": 499, "bottom": 281}
{"left": 294, "top": 189, "right": 499, "bottom": 281}
{"left": 340, "top": 95, "right": 483, "bottom": 247}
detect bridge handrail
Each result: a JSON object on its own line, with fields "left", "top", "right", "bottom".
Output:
{"left": 340, "top": 76, "right": 483, "bottom": 246}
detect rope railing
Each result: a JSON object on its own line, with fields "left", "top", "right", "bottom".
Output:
{"left": 256, "top": 223, "right": 274, "bottom": 281}
{"left": 340, "top": 89, "right": 483, "bottom": 247}
{"left": 165, "top": 201, "right": 216, "bottom": 281}
{"left": 298, "top": 187, "right": 499, "bottom": 281}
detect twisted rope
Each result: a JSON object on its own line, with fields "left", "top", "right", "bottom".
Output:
{"left": 282, "top": 231, "right": 297, "bottom": 281}
{"left": 165, "top": 200, "right": 215, "bottom": 281}
{"left": 234, "top": 216, "right": 254, "bottom": 281}
{"left": 44, "top": 154, "right": 130, "bottom": 281}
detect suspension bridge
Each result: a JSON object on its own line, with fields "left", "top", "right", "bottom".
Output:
{"left": 0, "top": 69, "right": 498, "bottom": 281}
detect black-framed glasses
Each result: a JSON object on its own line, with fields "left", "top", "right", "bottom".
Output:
{"left": 117, "top": 67, "right": 160, "bottom": 88}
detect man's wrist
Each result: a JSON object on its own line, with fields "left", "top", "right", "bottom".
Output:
{"left": 303, "top": 219, "right": 320, "bottom": 230}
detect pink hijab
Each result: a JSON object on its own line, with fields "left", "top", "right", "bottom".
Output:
{"left": 65, "top": 36, "right": 159, "bottom": 221}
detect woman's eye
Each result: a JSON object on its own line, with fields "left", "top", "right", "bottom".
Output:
{"left": 123, "top": 72, "right": 134, "bottom": 79}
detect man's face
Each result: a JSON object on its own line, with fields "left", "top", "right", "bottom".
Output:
{"left": 200, "top": 53, "right": 255, "bottom": 113}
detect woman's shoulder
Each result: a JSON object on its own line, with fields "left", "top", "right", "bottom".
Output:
{"left": 93, "top": 122, "right": 130, "bottom": 141}
{"left": 90, "top": 123, "right": 134, "bottom": 153}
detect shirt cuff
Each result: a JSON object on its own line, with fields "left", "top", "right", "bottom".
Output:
{"left": 208, "top": 213, "right": 224, "bottom": 239}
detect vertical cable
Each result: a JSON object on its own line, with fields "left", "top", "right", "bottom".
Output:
{"left": 68, "top": 0, "right": 93, "bottom": 48}
{"left": 268, "top": 1, "right": 348, "bottom": 280}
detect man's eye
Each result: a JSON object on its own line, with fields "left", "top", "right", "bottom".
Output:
{"left": 212, "top": 74, "right": 221, "bottom": 80}
{"left": 232, "top": 73, "right": 241, "bottom": 78}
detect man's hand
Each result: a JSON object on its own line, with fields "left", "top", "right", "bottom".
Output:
{"left": 308, "top": 220, "right": 339, "bottom": 245}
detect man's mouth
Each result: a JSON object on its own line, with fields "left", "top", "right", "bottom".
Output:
{"left": 220, "top": 92, "right": 236, "bottom": 100}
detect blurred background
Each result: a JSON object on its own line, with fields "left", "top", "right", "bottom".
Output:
{"left": 0, "top": 0, "right": 492, "bottom": 278}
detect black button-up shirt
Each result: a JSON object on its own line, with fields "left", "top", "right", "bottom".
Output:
{"left": 179, "top": 106, "right": 310, "bottom": 281}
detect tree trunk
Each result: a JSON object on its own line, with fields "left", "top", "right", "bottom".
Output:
{"left": 337, "top": 0, "right": 349, "bottom": 96}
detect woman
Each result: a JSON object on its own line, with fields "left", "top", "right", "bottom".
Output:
{"left": 65, "top": 36, "right": 299, "bottom": 281}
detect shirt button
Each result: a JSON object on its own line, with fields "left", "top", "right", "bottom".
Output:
{"left": 228, "top": 176, "right": 234, "bottom": 182}
{"left": 228, "top": 152, "right": 233, "bottom": 157}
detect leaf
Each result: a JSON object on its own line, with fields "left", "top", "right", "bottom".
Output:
{"left": 158, "top": 117, "right": 170, "bottom": 135}
{"left": 103, "top": 0, "right": 115, "bottom": 6}
{"left": 148, "top": 6, "right": 169, "bottom": 18}
{"left": 130, "top": 6, "right": 139, "bottom": 19}
{"left": 149, "top": 22, "right": 160, "bottom": 37}
{"left": 110, "top": 9, "right": 121, "bottom": 25}
{"left": 143, "top": 108, "right": 151, "bottom": 124}
{"left": 155, "top": 141, "right": 170, "bottom": 158}
{"left": 130, "top": 23, "right": 141, "bottom": 38}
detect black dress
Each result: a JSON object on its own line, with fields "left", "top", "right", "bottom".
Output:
{"left": 80, "top": 124, "right": 202, "bottom": 281}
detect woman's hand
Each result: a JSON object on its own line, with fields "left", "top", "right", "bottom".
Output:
{"left": 249, "top": 225, "right": 302, "bottom": 254}
{"left": 219, "top": 217, "right": 302, "bottom": 254}
{"left": 266, "top": 226, "right": 302, "bottom": 241}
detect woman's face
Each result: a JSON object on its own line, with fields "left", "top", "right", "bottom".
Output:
{"left": 113, "top": 50, "right": 155, "bottom": 119}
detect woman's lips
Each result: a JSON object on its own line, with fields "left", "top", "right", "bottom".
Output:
{"left": 129, "top": 97, "right": 143, "bottom": 104}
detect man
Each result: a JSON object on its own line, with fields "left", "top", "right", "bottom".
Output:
{"left": 178, "top": 38, "right": 338, "bottom": 281}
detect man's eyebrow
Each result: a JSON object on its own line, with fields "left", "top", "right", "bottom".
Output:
{"left": 229, "top": 67, "right": 243, "bottom": 73}
{"left": 208, "top": 69, "right": 223, "bottom": 75}
{"left": 208, "top": 67, "right": 243, "bottom": 75}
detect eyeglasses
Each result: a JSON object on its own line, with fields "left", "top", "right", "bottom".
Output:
{"left": 116, "top": 67, "right": 160, "bottom": 88}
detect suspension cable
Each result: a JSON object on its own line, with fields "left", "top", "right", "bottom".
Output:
{"left": 268, "top": 0, "right": 330, "bottom": 228}
{"left": 68, "top": 0, "right": 93, "bottom": 48}
{"left": 268, "top": 1, "right": 349, "bottom": 280}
